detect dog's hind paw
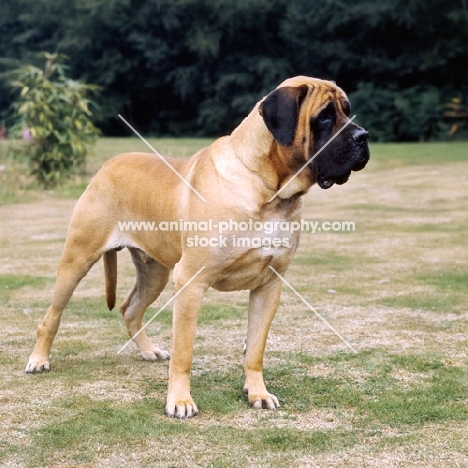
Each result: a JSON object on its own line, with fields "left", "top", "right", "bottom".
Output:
{"left": 25, "top": 358, "right": 50, "bottom": 374}
{"left": 140, "top": 348, "right": 170, "bottom": 362}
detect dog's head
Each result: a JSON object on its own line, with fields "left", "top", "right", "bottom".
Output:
{"left": 259, "top": 76, "right": 370, "bottom": 191}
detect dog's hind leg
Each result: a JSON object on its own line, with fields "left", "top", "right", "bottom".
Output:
{"left": 120, "top": 248, "right": 171, "bottom": 361}
{"left": 25, "top": 237, "right": 104, "bottom": 373}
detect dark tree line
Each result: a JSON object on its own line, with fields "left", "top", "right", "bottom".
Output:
{"left": 1, "top": 0, "right": 467, "bottom": 140}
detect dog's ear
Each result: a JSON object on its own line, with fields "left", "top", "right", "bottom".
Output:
{"left": 259, "top": 85, "right": 308, "bottom": 146}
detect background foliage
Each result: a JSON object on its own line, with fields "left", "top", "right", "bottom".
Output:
{"left": 10, "top": 53, "right": 99, "bottom": 187}
{"left": 0, "top": 0, "right": 467, "bottom": 140}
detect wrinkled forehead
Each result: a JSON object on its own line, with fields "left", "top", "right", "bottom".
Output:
{"left": 278, "top": 75, "right": 348, "bottom": 102}
{"left": 280, "top": 77, "right": 350, "bottom": 120}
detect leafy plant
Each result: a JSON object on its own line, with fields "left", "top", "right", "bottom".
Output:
{"left": 350, "top": 83, "right": 449, "bottom": 142}
{"left": 10, "top": 52, "right": 100, "bottom": 187}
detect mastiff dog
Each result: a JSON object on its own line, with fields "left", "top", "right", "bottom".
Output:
{"left": 26, "top": 76, "right": 369, "bottom": 418}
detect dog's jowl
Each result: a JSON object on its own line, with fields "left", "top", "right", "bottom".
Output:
{"left": 26, "top": 76, "right": 369, "bottom": 419}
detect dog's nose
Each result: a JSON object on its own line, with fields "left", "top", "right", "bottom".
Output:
{"left": 352, "top": 128, "right": 369, "bottom": 145}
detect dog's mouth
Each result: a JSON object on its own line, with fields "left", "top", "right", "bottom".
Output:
{"left": 312, "top": 121, "right": 370, "bottom": 190}
{"left": 317, "top": 156, "right": 368, "bottom": 189}
{"left": 318, "top": 172, "right": 350, "bottom": 189}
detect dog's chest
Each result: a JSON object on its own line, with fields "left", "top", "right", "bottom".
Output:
{"left": 211, "top": 238, "right": 297, "bottom": 292}
{"left": 210, "top": 205, "right": 303, "bottom": 291}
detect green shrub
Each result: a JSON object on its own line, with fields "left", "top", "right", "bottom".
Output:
{"left": 350, "top": 83, "right": 449, "bottom": 142}
{"left": 10, "top": 53, "right": 100, "bottom": 187}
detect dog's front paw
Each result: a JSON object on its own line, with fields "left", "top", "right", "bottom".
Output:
{"left": 140, "top": 347, "right": 170, "bottom": 362}
{"left": 165, "top": 395, "right": 199, "bottom": 419}
{"left": 244, "top": 384, "right": 280, "bottom": 410}
{"left": 248, "top": 392, "right": 280, "bottom": 410}
{"left": 25, "top": 357, "right": 50, "bottom": 374}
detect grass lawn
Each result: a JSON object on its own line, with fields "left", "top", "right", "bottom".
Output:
{"left": 0, "top": 138, "right": 467, "bottom": 467}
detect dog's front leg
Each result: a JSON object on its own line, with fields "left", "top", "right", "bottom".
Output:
{"left": 165, "top": 274, "right": 206, "bottom": 419}
{"left": 244, "top": 278, "right": 282, "bottom": 410}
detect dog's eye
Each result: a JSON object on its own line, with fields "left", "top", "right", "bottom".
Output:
{"left": 318, "top": 115, "right": 333, "bottom": 126}
{"left": 312, "top": 102, "right": 336, "bottom": 131}
{"left": 342, "top": 101, "right": 351, "bottom": 117}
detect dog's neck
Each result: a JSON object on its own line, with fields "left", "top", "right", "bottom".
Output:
{"left": 228, "top": 105, "right": 313, "bottom": 202}
{"left": 209, "top": 104, "right": 276, "bottom": 210}
{"left": 230, "top": 104, "right": 274, "bottom": 163}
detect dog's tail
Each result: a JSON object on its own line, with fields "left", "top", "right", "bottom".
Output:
{"left": 103, "top": 250, "right": 117, "bottom": 310}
